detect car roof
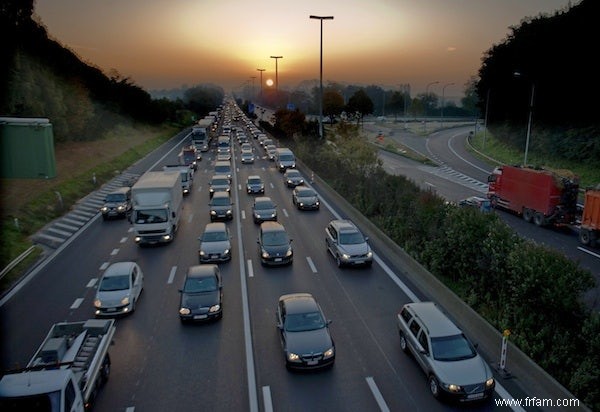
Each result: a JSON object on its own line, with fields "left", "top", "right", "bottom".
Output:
{"left": 404, "top": 302, "right": 462, "bottom": 338}
{"left": 255, "top": 196, "right": 273, "bottom": 203}
{"left": 204, "top": 222, "right": 227, "bottom": 232}
{"left": 279, "top": 293, "right": 318, "bottom": 314}
{"left": 107, "top": 186, "right": 131, "bottom": 195}
{"left": 104, "top": 261, "right": 136, "bottom": 277}
{"left": 260, "top": 221, "right": 285, "bottom": 233}
{"left": 211, "top": 174, "right": 229, "bottom": 180}
{"left": 187, "top": 264, "right": 219, "bottom": 278}
{"left": 248, "top": 175, "right": 262, "bottom": 180}
{"left": 212, "top": 191, "right": 230, "bottom": 199}
{"left": 330, "top": 219, "right": 359, "bottom": 232}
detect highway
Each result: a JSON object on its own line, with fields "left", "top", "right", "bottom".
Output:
{"left": 2, "top": 109, "right": 574, "bottom": 411}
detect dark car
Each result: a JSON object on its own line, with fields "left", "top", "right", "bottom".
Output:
{"left": 198, "top": 222, "right": 232, "bottom": 263}
{"left": 252, "top": 196, "right": 277, "bottom": 224}
{"left": 178, "top": 265, "right": 222, "bottom": 322}
{"left": 257, "top": 221, "right": 293, "bottom": 266}
{"left": 276, "top": 293, "right": 335, "bottom": 370}
{"left": 246, "top": 175, "right": 265, "bottom": 194}
{"left": 283, "top": 169, "right": 304, "bottom": 188}
{"left": 209, "top": 174, "right": 231, "bottom": 198}
{"left": 292, "top": 187, "right": 320, "bottom": 210}
{"left": 100, "top": 187, "right": 132, "bottom": 220}
{"left": 209, "top": 191, "right": 234, "bottom": 221}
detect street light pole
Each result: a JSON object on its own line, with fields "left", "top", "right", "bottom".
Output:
{"left": 514, "top": 71, "right": 535, "bottom": 166}
{"left": 256, "top": 68, "right": 265, "bottom": 101}
{"left": 310, "top": 15, "right": 334, "bottom": 139}
{"left": 270, "top": 56, "right": 283, "bottom": 92}
{"left": 441, "top": 82, "right": 454, "bottom": 128}
{"left": 424, "top": 81, "right": 439, "bottom": 132}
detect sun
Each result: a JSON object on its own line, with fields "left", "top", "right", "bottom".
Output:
{"left": 265, "top": 78, "right": 274, "bottom": 87}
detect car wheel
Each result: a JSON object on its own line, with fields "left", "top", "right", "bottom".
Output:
{"left": 399, "top": 331, "right": 408, "bottom": 353}
{"left": 100, "top": 355, "right": 111, "bottom": 382}
{"left": 336, "top": 255, "right": 343, "bottom": 268}
{"left": 429, "top": 375, "right": 441, "bottom": 399}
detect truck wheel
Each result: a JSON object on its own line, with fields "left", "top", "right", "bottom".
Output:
{"left": 579, "top": 229, "right": 591, "bottom": 246}
{"left": 533, "top": 212, "right": 546, "bottom": 226}
{"left": 522, "top": 208, "right": 533, "bottom": 222}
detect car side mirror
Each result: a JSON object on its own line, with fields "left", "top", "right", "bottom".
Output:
{"left": 327, "top": 319, "right": 332, "bottom": 325}
{"left": 364, "top": 236, "right": 369, "bottom": 241}
{"left": 276, "top": 322, "right": 283, "bottom": 330}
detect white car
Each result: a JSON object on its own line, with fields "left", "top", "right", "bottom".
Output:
{"left": 94, "top": 262, "right": 144, "bottom": 317}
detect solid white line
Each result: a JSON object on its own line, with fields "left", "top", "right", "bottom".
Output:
{"left": 86, "top": 279, "right": 97, "bottom": 288}
{"left": 167, "top": 266, "right": 177, "bottom": 284}
{"left": 247, "top": 260, "right": 254, "bottom": 277}
{"left": 306, "top": 257, "right": 317, "bottom": 273}
{"left": 365, "top": 377, "right": 390, "bottom": 412}
{"left": 262, "top": 386, "right": 273, "bottom": 412}
{"left": 577, "top": 246, "right": 600, "bottom": 258}
{"left": 70, "top": 298, "right": 84, "bottom": 309}
{"left": 448, "top": 133, "right": 493, "bottom": 174}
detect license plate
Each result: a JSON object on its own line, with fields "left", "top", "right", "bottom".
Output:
{"left": 307, "top": 360, "right": 318, "bottom": 366}
{"left": 106, "top": 308, "right": 117, "bottom": 312}
{"left": 355, "top": 260, "right": 364, "bottom": 264}
{"left": 467, "top": 393, "right": 484, "bottom": 399}
{"left": 194, "top": 314, "right": 208, "bottom": 320}
{"left": 275, "top": 258, "right": 282, "bottom": 262}
{"left": 211, "top": 255, "right": 219, "bottom": 259}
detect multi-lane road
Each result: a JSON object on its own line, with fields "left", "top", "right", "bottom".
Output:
{"left": 2, "top": 112, "right": 589, "bottom": 411}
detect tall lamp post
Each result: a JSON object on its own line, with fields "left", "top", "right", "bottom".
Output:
{"left": 310, "top": 15, "right": 334, "bottom": 139}
{"left": 514, "top": 71, "right": 535, "bottom": 166}
{"left": 441, "top": 82, "right": 454, "bottom": 128}
{"left": 270, "top": 56, "right": 283, "bottom": 92}
{"left": 256, "top": 68, "right": 265, "bottom": 100}
{"left": 424, "top": 81, "right": 439, "bottom": 132}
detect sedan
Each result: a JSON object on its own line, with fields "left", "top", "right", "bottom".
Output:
{"left": 292, "top": 187, "right": 320, "bottom": 210}
{"left": 178, "top": 265, "right": 223, "bottom": 323}
{"left": 198, "top": 222, "right": 232, "bottom": 263}
{"left": 252, "top": 196, "right": 277, "bottom": 224}
{"left": 257, "top": 221, "right": 293, "bottom": 266}
{"left": 283, "top": 169, "right": 304, "bottom": 187}
{"left": 241, "top": 150, "right": 255, "bottom": 164}
{"left": 94, "top": 261, "right": 144, "bottom": 317}
{"left": 246, "top": 175, "right": 265, "bottom": 194}
{"left": 276, "top": 293, "right": 335, "bottom": 370}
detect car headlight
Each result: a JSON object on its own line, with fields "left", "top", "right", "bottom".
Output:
{"left": 226, "top": 209, "right": 232, "bottom": 215}
{"left": 223, "top": 249, "right": 230, "bottom": 255}
{"left": 323, "top": 347, "right": 335, "bottom": 359}
{"left": 209, "top": 304, "right": 221, "bottom": 313}
{"left": 117, "top": 205, "right": 126, "bottom": 211}
{"left": 100, "top": 206, "right": 108, "bottom": 212}
{"left": 342, "top": 253, "right": 351, "bottom": 260}
{"left": 94, "top": 299, "right": 102, "bottom": 308}
{"left": 285, "top": 248, "right": 293, "bottom": 257}
{"left": 121, "top": 296, "right": 130, "bottom": 306}
{"left": 179, "top": 308, "right": 191, "bottom": 315}
{"left": 210, "top": 210, "right": 217, "bottom": 215}
{"left": 446, "top": 384, "right": 462, "bottom": 393}
{"left": 262, "top": 250, "right": 270, "bottom": 259}
{"left": 366, "top": 251, "right": 373, "bottom": 258}
{"left": 485, "top": 378, "right": 495, "bottom": 388}
{"left": 199, "top": 250, "right": 206, "bottom": 256}
{"left": 210, "top": 188, "right": 215, "bottom": 193}
{"left": 287, "top": 352, "right": 300, "bottom": 362}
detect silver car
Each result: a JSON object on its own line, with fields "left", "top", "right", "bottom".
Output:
{"left": 198, "top": 222, "right": 232, "bottom": 263}
{"left": 325, "top": 219, "right": 373, "bottom": 267}
{"left": 397, "top": 302, "right": 495, "bottom": 402}
{"left": 94, "top": 262, "right": 144, "bottom": 317}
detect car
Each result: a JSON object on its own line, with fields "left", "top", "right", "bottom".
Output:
{"left": 276, "top": 293, "right": 335, "bottom": 370}
{"left": 208, "top": 174, "right": 231, "bottom": 198}
{"left": 252, "top": 196, "right": 277, "bottom": 224}
{"left": 292, "top": 187, "right": 320, "bottom": 210}
{"left": 262, "top": 138, "right": 274, "bottom": 148}
{"left": 283, "top": 169, "right": 304, "bottom": 187}
{"left": 246, "top": 175, "right": 265, "bottom": 194}
{"left": 241, "top": 150, "right": 255, "bottom": 164}
{"left": 240, "top": 142, "right": 252, "bottom": 152}
{"left": 214, "top": 160, "right": 232, "bottom": 180}
{"left": 217, "top": 152, "right": 231, "bottom": 161}
{"left": 458, "top": 196, "right": 492, "bottom": 213}
{"left": 94, "top": 261, "right": 144, "bottom": 317}
{"left": 178, "top": 265, "right": 223, "bottom": 323}
{"left": 265, "top": 144, "right": 277, "bottom": 160}
{"left": 257, "top": 221, "right": 293, "bottom": 266}
{"left": 325, "top": 219, "right": 373, "bottom": 267}
{"left": 100, "top": 186, "right": 132, "bottom": 220}
{"left": 198, "top": 222, "right": 232, "bottom": 263}
{"left": 209, "top": 191, "right": 234, "bottom": 221}
{"left": 397, "top": 302, "right": 495, "bottom": 402}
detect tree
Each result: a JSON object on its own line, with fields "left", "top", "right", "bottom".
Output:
{"left": 322, "top": 89, "right": 344, "bottom": 125}
{"left": 346, "top": 89, "right": 373, "bottom": 126}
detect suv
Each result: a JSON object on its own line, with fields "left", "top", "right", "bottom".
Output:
{"left": 100, "top": 187, "right": 132, "bottom": 220}
{"left": 325, "top": 220, "right": 373, "bottom": 267}
{"left": 396, "top": 302, "right": 495, "bottom": 402}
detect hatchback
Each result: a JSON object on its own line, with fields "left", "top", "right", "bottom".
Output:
{"left": 94, "top": 262, "right": 144, "bottom": 317}
{"left": 209, "top": 191, "right": 234, "bottom": 221}
{"left": 246, "top": 175, "right": 265, "bottom": 194}
{"left": 179, "top": 265, "right": 223, "bottom": 323}
{"left": 284, "top": 169, "right": 304, "bottom": 187}
{"left": 292, "top": 187, "right": 320, "bottom": 210}
{"left": 198, "top": 222, "right": 232, "bottom": 263}
{"left": 252, "top": 196, "right": 277, "bottom": 224}
{"left": 257, "top": 221, "right": 293, "bottom": 266}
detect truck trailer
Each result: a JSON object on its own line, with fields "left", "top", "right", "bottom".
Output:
{"left": 0, "top": 319, "right": 116, "bottom": 412}
{"left": 579, "top": 188, "right": 600, "bottom": 247}
{"left": 487, "top": 165, "right": 579, "bottom": 226}
{"left": 131, "top": 171, "right": 183, "bottom": 245}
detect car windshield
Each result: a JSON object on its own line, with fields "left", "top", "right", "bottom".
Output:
{"left": 262, "top": 231, "right": 288, "bottom": 246}
{"left": 339, "top": 231, "right": 365, "bottom": 245}
{"left": 106, "top": 193, "right": 126, "bottom": 202}
{"left": 183, "top": 276, "right": 217, "bottom": 293}
{"left": 211, "top": 178, "right": 229, "bottom": 186}
{"left": 297, "top": 189, "right": 315, "bottom": 197}
{"left": 211, "top": 197, "right": 231, "bottom": 206}
{"left": 255, "top": 201, "right": 274, "bottom": 210}
{"left": 202, "top": 231, "right": 228, "bottom": 242}
{"left": 431, "top": 334, "right": 477, "bottom": 361}
{"left": 285, "top": 311, "right": 326, "bottom": 332}
{"left": 286, "top": 171, "right": 301, "bottom": 178}
{"left": 248, "top": 178, "right": 262, "bottom": 185}
{"left": 135, "top": 209, "right": 168, "bottom": 224}
{"left": 99, "top": 274, "right": 129, "bottom": 291}
{"left": 215, "top": 166, "right": 231, "bottom": 174}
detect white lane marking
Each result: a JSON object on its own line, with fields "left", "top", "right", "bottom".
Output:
{"left": 262, "top": 386, "right": 273, "bottom": 412}
{"left": 578, "top": 246, "right": 600, "bottom": 259}
{"left": 188, "top": 214, "right": 193, "bottom": 223}
{"left": 128, "top": 227, "right": 134, "bottom": 233}
{"left": 365, "top": 377, "right": 390, "bottom": 412}
{"left": 306, "top": 257, "right": 317, "bottom": 273}
{"left": 70, "top": 298, "right": 84, "bottom": 309}
{"left": 87, "top": 278, "right": 97, "bottom": 288}
{"left": 247, "top": 260, "right": 254, "bottom": 277}
{"left": 242, "top": 210, "right": 246, "bottom": 220}
{"left": 167, "top": 266, "right": 177, "bottom": 284}
{"left": 125, "top": 407, "right": 135, "bottom": 412}
{"left": 110, "top": 248, "right": 119, "bottom": 256}
{"left": 448, "top": 133, "right": 493, "bottom": 174}
{"left": 120, "top": 237, "right": 127, "bottom": 243}
{"left": 100, "top": 262, "right": 109, "bottom": 271}
{"left": 282, "top": 208, "right": 289, "bottom": 218}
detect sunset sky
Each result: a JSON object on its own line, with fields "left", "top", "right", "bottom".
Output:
{"left": 34, "top": 0, "right": 576, "bottom": 98}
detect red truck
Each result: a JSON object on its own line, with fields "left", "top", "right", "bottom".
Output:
{"left": 579, "top": 189, "right": 600, "bottom": 247}
{"left": 487, "top": 165, "right": 580, "bottom": 227}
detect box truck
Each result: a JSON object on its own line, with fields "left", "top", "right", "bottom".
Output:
{"left": 579, "top": 188, "right": 600, "bottom": 247}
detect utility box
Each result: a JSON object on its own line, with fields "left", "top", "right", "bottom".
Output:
{"left": 0, "top": 117, "right": 57, "bottom": 179}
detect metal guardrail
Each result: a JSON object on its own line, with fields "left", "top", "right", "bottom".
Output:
{"left": 0, "top": 245, "right": 36, "bottom": 281}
